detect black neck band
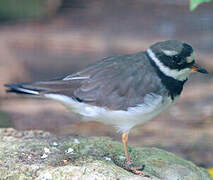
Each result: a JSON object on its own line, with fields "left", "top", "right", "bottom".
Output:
{"left": 146, "top": 51, "right": 187, "bottom": 100}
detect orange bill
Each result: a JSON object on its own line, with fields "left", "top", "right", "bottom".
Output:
{"left": 191, "top": 63, "right": 208, "bottom": 74}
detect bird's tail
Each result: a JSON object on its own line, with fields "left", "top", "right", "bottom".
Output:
{"left": 4, "top": 80, "right": 84, "bottom": 106}
{"left": 4, "top": 83, "right": 43, "bottom": 95}
{"left": 4, "top": 78, "right": 79, "bottom": 97}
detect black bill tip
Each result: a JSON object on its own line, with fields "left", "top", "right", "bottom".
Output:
{"left": 198, "top": 68, "right": 208, "bottom": 74}
{"left": 191, "top": 63, "right": 208, "bottom": 74}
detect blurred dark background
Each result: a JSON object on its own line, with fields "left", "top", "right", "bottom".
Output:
{"left": 0, "top": 0, "right": 213, "bottom": 169}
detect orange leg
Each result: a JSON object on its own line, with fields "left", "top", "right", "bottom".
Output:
{"left": 122, "top": 133, "right": 146, "bottom": 177}
{"left": 122, "top": 133, "right": 131, "bottom": 164}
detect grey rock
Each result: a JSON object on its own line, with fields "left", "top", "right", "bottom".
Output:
{"left": 0, "top": 128, "right": 211, "bottom": 180}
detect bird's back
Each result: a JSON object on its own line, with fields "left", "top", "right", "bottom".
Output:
{"left": 62, "top": 51, "right": 166, "bottom": 110}
{"left": 5, "top": 51, "right": 166, "bottom": 111}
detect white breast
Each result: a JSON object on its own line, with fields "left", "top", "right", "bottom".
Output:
{"left": 45, "top": 93, "right": 177, "bottom": 133}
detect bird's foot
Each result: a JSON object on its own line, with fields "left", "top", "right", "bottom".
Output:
{"left": 124, "top": 161, "right": 149, "bottom": 177}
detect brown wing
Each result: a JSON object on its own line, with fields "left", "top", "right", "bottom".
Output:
{"left": 5, "top": 52, "right": 163, "bottom": 110}
{"left": 69, "top": 52, "right": 163, "bottom": 110}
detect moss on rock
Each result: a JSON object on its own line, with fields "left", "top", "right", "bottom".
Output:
{"left": 0, "top": 128, "right": 211, "bottom": 180}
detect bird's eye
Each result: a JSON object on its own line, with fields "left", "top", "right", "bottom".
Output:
{"left": 173, "top": 55, "right": 181, "bottom": 63}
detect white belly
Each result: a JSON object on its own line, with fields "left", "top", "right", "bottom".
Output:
{"left": 45, "top": 93, "right": 177, "bottom": 133}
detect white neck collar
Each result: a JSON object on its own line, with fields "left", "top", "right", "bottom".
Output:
{"left": 146, "top": 48, "right": 192, "bottom": 81}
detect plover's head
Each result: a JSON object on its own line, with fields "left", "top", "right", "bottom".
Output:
{"left": 146, "top": 40, "right": 208, "bottom": 81}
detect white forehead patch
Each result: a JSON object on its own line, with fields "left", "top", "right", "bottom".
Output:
{"left": 186, "top": 52, "right": 194, "bottom": 63}
{"left": 162, "top": 50, "right": 178, "bottom": 56}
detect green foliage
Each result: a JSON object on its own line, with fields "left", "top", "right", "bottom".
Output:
{"left": 0, "top": 0, "right": 61, "bottom": 20}
{"left": 0, "top": 0, "right": 45, "bottom": 20}
{"left": 190, "top": 0, "right": 212, "bottom": 11}
{"left": 0, "top": 111, "right": 12, "bottom": 128}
